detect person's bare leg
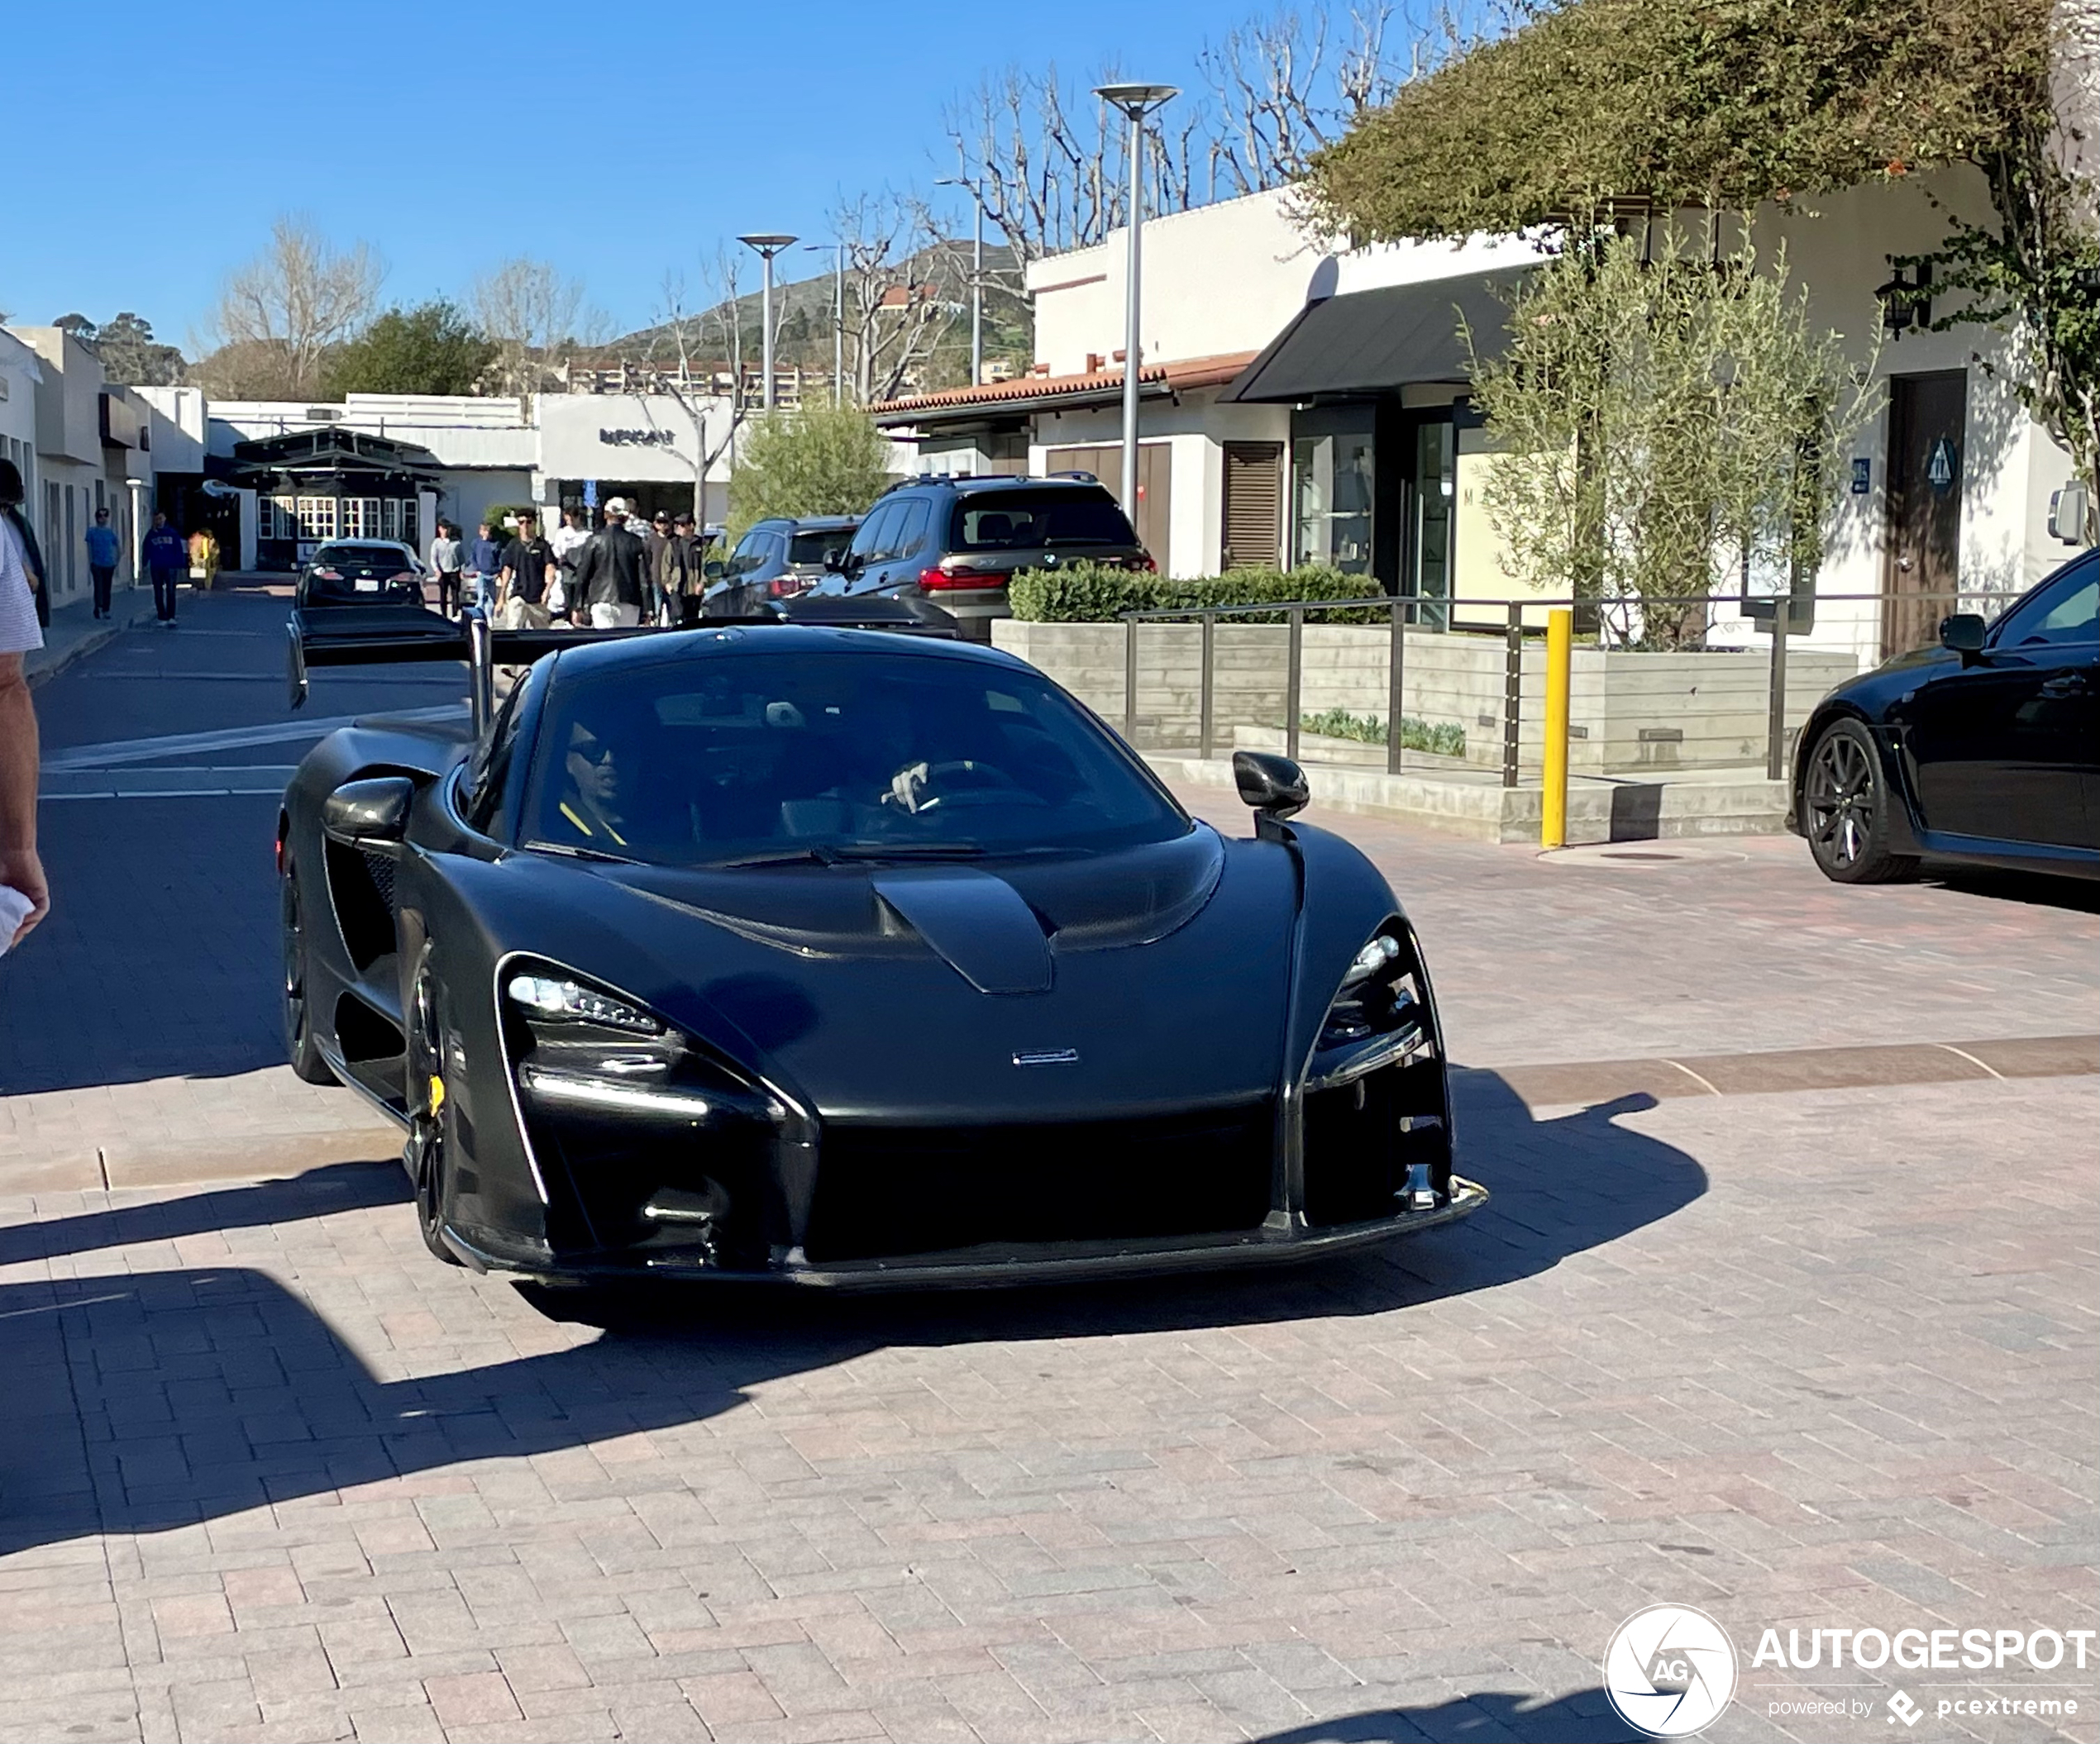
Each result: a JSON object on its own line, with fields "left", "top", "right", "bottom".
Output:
{"left": 0, "top": 651, "right": 47, "bottom": 945}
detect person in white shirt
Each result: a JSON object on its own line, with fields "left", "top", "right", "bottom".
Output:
{"left": 0, "top": 458, "right": 49, "bottom": 948}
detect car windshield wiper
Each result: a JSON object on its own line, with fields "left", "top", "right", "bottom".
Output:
{"left": 706, "top": 841, "right": 1000, "bottom": 870}
{"left": 530, "top": 841, "right": 645, "bottom": 866}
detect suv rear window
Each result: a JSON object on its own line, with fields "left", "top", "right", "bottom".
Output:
{"left": 790, "top": 527, "right": 854, "bottom": 566}
{"left": 949, "top": 488, "right": 1138, "bottom": 551}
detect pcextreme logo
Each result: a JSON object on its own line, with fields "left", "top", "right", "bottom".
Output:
{"left": 1604, "top": 1604, "right": 1740, "bottom": 1737}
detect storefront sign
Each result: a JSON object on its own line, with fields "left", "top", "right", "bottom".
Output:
{"left": 599, "top": 428, "right": 675, "bottom": 447}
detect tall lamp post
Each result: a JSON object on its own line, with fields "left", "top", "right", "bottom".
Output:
{"left": 737, "top": 232, "right": 798, "bottom": 410}
{"left": 934, "top": 175, "right": 986, "bottom": 388}
{"left": 1092, "top": 83, "right": 1177, "bottom": 531}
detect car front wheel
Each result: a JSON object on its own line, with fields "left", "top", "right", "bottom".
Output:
{"left": 1802, "top": 719, "right": 1918, "bottom": 884}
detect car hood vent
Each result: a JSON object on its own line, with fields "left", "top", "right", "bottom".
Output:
{"left": 867, "top": 866, "right": 1051, "bottom": 994}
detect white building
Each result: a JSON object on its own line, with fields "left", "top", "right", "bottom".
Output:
{"left": 876, "top": 181, "right": 2089, "bottom": 665}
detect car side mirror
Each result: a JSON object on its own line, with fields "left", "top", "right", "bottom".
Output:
{"left": 1939, "top": 612, "right": 1988, "bottom": 656}
{"left": 2048, "top": 482, "right": 2088, "bottom": 544}
{"left": 822, "top": 549, "right": 843, "bottom": 572}
{"left": 323, "top": 775, "right": 417, "bottom": 846}
{"left": 1234, "top": 750, "right": 1309, "bottom": 824}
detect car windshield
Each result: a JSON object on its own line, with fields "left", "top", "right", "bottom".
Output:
{"left": 948, "top": 490, "right": 1138, "bottom": 550}
{"left": 522, "top": 648, "right": 1187, "bottom": 867}
{"left": 790, "top": 527, "right": 853, "bottom": 566}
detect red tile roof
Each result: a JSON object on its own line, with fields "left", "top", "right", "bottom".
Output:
{"left": 873, "top": 351, "right": 1259, "bottom": 417}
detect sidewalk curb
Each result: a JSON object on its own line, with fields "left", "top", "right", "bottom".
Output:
{"left": 26, "top": 594, "right": 153, "bottom": 690}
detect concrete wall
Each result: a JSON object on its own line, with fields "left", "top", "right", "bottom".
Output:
{"left": 996, "top": 619, "right": 1862, "bottom": 774}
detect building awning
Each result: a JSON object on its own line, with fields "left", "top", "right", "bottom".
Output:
{"left": 225, "top": 426, "right": 444, "bottom": 490}
{"left": 873, "top": 352, "right": 1258, "bottom": 428}
{"left": 1219, "top": 266, "right": 1530, "bottom": 403}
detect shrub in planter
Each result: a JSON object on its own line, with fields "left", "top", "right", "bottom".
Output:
{"left": 1009, "top": 562, "right": 1388, "bottom": 623}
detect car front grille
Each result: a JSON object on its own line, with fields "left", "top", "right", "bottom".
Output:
{"left": 804, "top": 1101, "right": 1275, "bottom": 1264}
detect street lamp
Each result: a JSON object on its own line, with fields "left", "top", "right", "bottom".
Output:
{"left": 737, "top": 232, "right": 798, "bottom": 409}
{"left": 935, "top": 175, "right": 986, "bottom": 388}
{"left": 805, "top": 241, "right": 844, "bottom": 405}
{"left": 1092, "top": 83, "right": 1177, "bottom": 530}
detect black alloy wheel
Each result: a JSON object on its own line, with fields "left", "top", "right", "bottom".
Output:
{"left": 1802, "top": 719, "right": 1918, "bottom": 884}
{"left": 281, "top": 867, "right": 336, "bottom": 1084}
{"left": 408, "top": 967, "right": 464, "bottom": 1265}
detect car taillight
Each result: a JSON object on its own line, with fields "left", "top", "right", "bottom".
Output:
{"left": 313, "top": 568, "right": 342, "bottom": 581}
{"left": 919, "top": 565, "right": 1000, "bottom": 591}
{"left": 274, "top": 816, "right": 286, "bottom": 874}
{"left": 389, "top": 571, "right": 416, "bottom": 584}
{"left": 1128, "top": 555, "right": 1157, "bottom": 573}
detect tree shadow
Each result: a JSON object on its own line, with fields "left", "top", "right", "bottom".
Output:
{"left": 1256, "top": 1689, "right": 1638, "bottom": 1742}
{"left": 0, "top": 1070, "right": 1704, "bottom": 1559}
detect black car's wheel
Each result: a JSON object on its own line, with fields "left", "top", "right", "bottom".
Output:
{"left": 1802, "top": 719, "right": 1919, "bottom": 884}
{"left": 407, "top": 967, "right": 465, "bottom": 1266}
{"left": 281, "top": 867, "right": 336, "bottom": 1084}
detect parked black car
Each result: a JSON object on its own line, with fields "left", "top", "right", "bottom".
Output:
{"left": 297, "top": 541, "right": 427, "bottom": 609}
{"left": 703, "top": 515, "right": 861, "bottom": 618}
{"left": 1789, "top": 546, "right": 2097, "bottom": 882}
{"left": 809, "top": 474, "right": 1153, "bottom": 641}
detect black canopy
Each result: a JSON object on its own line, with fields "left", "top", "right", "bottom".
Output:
{"left": 1221, "top": 266, "right": 1530, "bottom": 403}
{"left": 227, "top": 426, "right": 442, "bottom": 492}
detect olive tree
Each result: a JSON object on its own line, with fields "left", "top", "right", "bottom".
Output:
{"left": 726, "top": 404, "right": 895, "bottom": 537}
{"left": 1466, "top": 231, "right": 1881, "bottom": 646}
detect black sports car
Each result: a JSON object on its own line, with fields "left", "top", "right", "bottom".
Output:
{"left": 1789, "top": 546, "right": 2098, "bottom": 883}
{"left": 279, "top": 609, "right": 1482, "bottom": 1286}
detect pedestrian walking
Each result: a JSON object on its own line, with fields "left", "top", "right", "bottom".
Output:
{"left": 141, "top": 512, "right": 187, "bottom": 626}
{"left": 567, "top": 498, "right": 651, "bottom": 629}
{"left": 84, "top": 507, "right": 119, "bottom": 620}
{"left": 430, "top": 522, "right": 465, "bottom": 616}
{"left": 659, "top": 512, "right": 708, "bottom": 626}
{"left": 494, "top": 512, "right": 557, "bottom": 629}
{"left": 643, "top": 511, "right": 675, "bottom": 626}
{"left": 549, "top": 507, "right": 589, "bottom": 625}
{"left": 0, "top": 460, "right": 49, "bottom": 950}
{"left": 467, "top": 521, "right": 503, "bottom": 613}
{"left": 187, "top": 527, "right": 219, "bottom": 589}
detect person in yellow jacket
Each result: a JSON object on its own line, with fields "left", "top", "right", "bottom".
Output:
{"left": 187, "top": 527, "right": 220, "bottom": 588}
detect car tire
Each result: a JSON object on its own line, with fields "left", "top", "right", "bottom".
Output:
{"left": 1802, "top": 718, "right": 1919, "bottom": 884}
{"left": 281, "top": 866, "right": 336, "bottom": 1084}
{"left": 407, "top": 966, "right": 465, "bottom": 1266}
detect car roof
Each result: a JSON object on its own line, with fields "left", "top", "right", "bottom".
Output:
{"left": 547, "top": 623, "right": 1033, "bottom": 683}
{"left": 886, "top": 474, "right": 1109, "bottom": 498}
{"left": 789, "top": 514, "right": 860, "bottom": 530}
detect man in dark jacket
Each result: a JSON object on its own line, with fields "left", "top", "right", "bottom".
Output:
{"left": 567, "top": 498, "right": 651, "bottom": 628}
{"left": 657, "top": 512, "right": 709, "bottom": 627}
{"left": 142, "top": 513, "right": 188, "bottom": 626}
{"left": 642, "top": 510, "right": 675, "bottom": 625}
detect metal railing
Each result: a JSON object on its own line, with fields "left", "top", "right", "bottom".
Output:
{"left": 1112, "top": 586, "right": 1998, "bottom": 789}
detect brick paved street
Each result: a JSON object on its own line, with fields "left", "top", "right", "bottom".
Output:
{"left": 1, "top": 595, "right": 2093, "bottom": 1742}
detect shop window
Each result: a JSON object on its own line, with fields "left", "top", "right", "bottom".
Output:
{"left": 296, "top": 498, "right": 337, "bottom": 541}
{"left": 1292, "top": 431, "right": 1375, "bottom": 574}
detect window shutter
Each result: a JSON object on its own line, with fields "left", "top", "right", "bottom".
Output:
{"left": 1222, "top": 442, "right": 1283, "bottom": 569}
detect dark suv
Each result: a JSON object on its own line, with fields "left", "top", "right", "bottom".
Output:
{"left": 703, "top": 514, "right": 861, "bottom": 617}
{"left": 811, "top": 474, "right": 1151, "bottom": 639}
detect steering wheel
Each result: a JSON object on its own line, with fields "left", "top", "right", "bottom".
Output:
{"left": 884, "top": 759, "right": 1045, "bottom": 813}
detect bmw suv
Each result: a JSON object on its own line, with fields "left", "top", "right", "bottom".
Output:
{"left": 812, "top": 474, "right": 1152, "bottom": 640}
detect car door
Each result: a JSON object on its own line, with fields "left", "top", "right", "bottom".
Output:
{"left": 837, "top": 502, "right": 900, "bottom": 596}
{"left": 1898, "top": 554, "right": 2098, "bottom": 849}
{"left": 867, "top": 497, "right": 931, "bottom": 594}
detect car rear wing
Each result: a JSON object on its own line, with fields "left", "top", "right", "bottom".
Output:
{"left": 287, "top": 597, "right": 957, "bottom": 731}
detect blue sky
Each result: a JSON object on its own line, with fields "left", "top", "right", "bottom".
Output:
{"left": 7, "top": 0, "right": 1478, "bottom": 355}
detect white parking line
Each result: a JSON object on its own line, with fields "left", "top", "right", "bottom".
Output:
{"left": 40, "top": 704, "right": 463, "bottom": 771}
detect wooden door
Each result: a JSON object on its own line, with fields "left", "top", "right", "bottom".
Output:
{"left": 1883, "top": 371, "right": 1966, "bottom": 659}
{"left": 1045, "top": 442, "right": 1172, "bottom": 571}
{"left": 1222, "top": 441, "right": 1284, "bottom": 569}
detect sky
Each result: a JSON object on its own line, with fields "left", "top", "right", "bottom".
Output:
{"left": 6, "top": 0, "right": 1478, "bottom": 356}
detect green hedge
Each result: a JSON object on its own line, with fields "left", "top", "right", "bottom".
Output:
{"left": 1301, "top": 707, "right": 1468, "bottom": 759}
{"left": 1009, "top": 562, "right": 1391, "bottom": 623}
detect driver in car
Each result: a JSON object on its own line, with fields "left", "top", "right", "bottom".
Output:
{"left": 558, "top": 722, "right": 629, "bottom": 848}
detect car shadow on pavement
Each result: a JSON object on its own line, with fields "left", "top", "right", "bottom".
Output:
{"left": 1921, "top": 864, "right": 2100, "bottom": 913}
{"left": 0, "top": 1070, "right": 1703, "bottom": 1560}
{"left": 1254, "top": 1689, "right": 1638, "bottom": 1742}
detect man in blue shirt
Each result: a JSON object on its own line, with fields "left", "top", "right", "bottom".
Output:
{"left": 141, "top": 512, "right": 187, "bottom": 626}
{"left": 467, "top": 522, "right": 503, "bottom": 611}
{"left": 84, "top": 508, "right": 121, "bottom": 620}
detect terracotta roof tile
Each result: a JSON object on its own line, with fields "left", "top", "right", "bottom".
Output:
{"left": 873, "top": 351, "right": 1259, "bottom": 417}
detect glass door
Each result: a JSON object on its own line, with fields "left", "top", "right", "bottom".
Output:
{"left": 1291, "top": 420, "right": 1376, "bottom": 576}
{"left": 1406, "top": 417, "right": 1455, "bottom": 627}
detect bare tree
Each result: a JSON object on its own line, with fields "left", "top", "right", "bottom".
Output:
{"left": 471, "top": 258, "right": 604, "bottom": 394}
{"left": 199, "top": 216, "right": 383, "bottom": 398}
{"left": 642, "top": 269, "right": 748, "bottom": 523}
{"left": 836, "top": 193, "right": 966, "bottom": 403}
{"left": 945, "top": 6, "right": 1449, "bottom": 264}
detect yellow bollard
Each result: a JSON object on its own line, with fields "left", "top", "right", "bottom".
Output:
{"left": 1541, "top": 608, "right": 1573, "bottom": 850}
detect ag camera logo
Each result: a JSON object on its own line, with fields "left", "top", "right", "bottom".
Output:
{"left": 1605, "top": 1604, "right": 1739, "bottom": 1737}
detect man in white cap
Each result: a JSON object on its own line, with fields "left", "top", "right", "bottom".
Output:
{"left": 566, "top": 497, "right": 651, "bottom": 629}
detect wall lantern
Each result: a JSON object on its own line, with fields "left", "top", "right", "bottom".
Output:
{"left": 1875, "top": 260, "right": 1932, "bottom": 339}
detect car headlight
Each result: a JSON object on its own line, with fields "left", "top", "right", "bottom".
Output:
{"left": 506, "top": 972, "right": 663, "bottom": 1035}
{"left": 1318, "top": 932, "right": 1422, "bottom": 1053}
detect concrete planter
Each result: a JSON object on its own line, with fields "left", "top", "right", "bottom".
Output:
{"left": 995, "top": 619, "right": 1862, "bottom": 774}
